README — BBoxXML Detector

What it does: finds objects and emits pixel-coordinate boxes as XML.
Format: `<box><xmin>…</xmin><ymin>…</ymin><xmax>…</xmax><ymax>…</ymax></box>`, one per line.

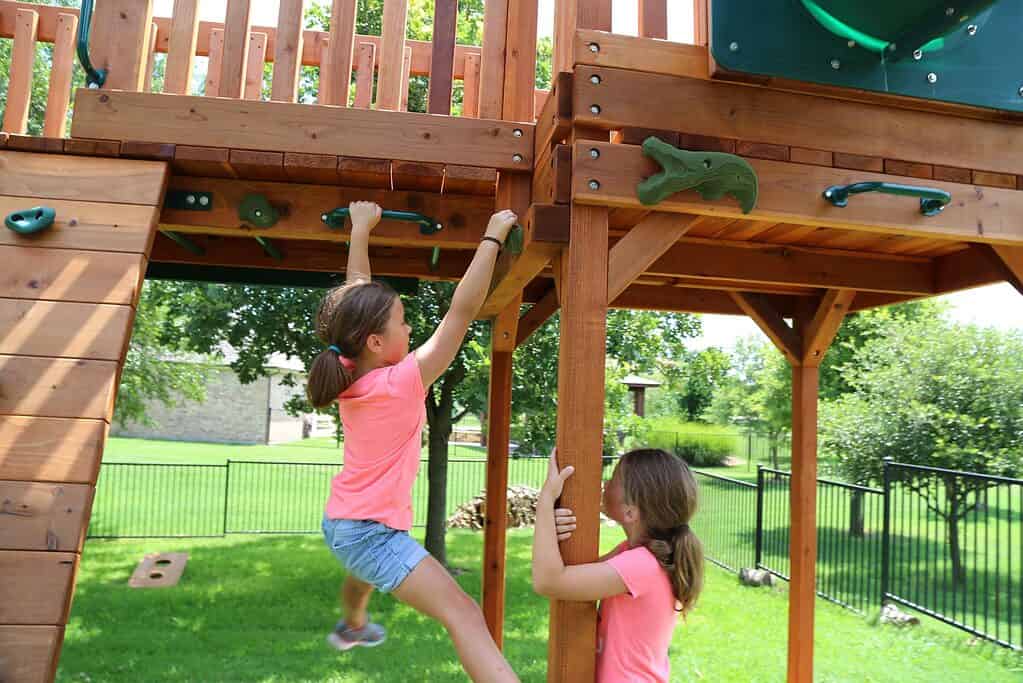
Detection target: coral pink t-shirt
<box><xmin>324</xmin><ymin>353</ymin><xmax>426</xmax><ymax>530</ymax></box>
<box><xmin>596</xmin><ymin>542</ymin><xmax>679</xmax><ymax>683</ymax></box>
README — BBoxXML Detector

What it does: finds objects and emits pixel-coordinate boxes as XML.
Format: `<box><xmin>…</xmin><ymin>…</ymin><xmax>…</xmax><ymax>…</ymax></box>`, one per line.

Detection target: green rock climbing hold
<box><xmin>5</xmin><ymin>206</ymin><xmax>56</xmax><ymax>235</ymax></box>
<box><xmin>239</xmin><ymin>193</ymin><xmax>280</xmax><ymax>228</ymax></box>
<box><xmin>637</xmin><ymin>137</ymin><xmax>759</xmax><ymax>214</ymax></box>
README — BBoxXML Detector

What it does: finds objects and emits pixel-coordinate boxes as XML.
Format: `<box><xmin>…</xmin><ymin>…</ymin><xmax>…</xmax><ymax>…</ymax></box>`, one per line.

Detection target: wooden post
<box><xmin>548</xmin><ymin>205</ymin><xmax>609</xmax><ymax>683</ymax></box>
<box><xmin>271</xmin><ymin>0</ymin><xmax>305</xmax><ymax>103</ymax></box>
<box><xmin>376</xmin><ymin>0</ymin><xmax>410</xmax><ymax>111</ymax></box>
<box><xmin>502</xmin><ymin>0</ymin><xmax>538</xmax><ymax>123</ymax></box>
<box><xmin>554</xmin><ymin>0</ymin><xmax>611</xmax><ymax>74</ymax></box>
<box><xmin>2</xmin><ymin>9</ymin><xmax>39</xmax><ymax>135</ymax></box>
<box><xmin>638</xmin><ymin>0</ymin><xmax>668</xmax><ymax>39</ymax></box>
<box><xmin>428</xmin><ymin>0</ymin><xmax>458</xmax><ymax>115</ymax></box>
<box><xmin>0</xmin><ymin>151</ymin><xmax>168</xmax><ymax>683</ymax></box>
<box><xmin>352</xmin><ymin>42</ymin><xmax>377</xmax><ymax>109</ymax></box>
<box><xmin>735</xmin><ymin>289</ymin><xmax>854</xmax><ymax>683</ymax></box>
<box><xmin>90</xmin><ymin>0</ymin><xmax>154</xmax><ymax>91</ymax></box>
<box><xmin>219</xmin><ymin>0</ymin><xmax>253</xmax><ymax>99</ymax></box>
<box><xmin>43</xmin><ymin>13</ymin><xmax>78</xmax><ymax>137</ymax></box>
<box><xmin>481</xmin><ymin>300</ymin><xmax>519</xmax><ymax>647</ymax></box>
<box><xmin>164</xmin><ymin>0</ymin><xmax>200</xmax><ymax>95</ymax></box>
<box><xmin>323</xmin><ymin>0</ymin><xmax>358</xmax><ymax>106</ymax></box>
<box><xmin>479</xmin><ymin>0</ymin><xmax>509</xmax><ymax>120</ymax></box>
<box><xmin>788</xmin><ymin>363</ymin><xmax>818</xmax><ymax>683</ymax></box>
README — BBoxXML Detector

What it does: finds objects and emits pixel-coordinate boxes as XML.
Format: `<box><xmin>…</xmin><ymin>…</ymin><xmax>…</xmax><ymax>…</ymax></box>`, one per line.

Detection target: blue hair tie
<box><xmin>328</xmin><ymin>345</ymin><xmax>342</xmax><ymax>354</ymax></box>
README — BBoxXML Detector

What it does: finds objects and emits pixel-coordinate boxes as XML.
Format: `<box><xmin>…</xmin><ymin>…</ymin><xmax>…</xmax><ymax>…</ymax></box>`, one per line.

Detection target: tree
<box><xmin>821</xmin><ymin>319</ymin><xmax>1023</xmax><ymax>583</ymax></box>
<box><xmin>659</xmin><ymin>347</ymin><xmax>730</xmax><ymax>421</ymax></box>
<box><xmin>113</xmin><ymin>282</ymin><xmax>212</xmax><ymax>429</ymax></box>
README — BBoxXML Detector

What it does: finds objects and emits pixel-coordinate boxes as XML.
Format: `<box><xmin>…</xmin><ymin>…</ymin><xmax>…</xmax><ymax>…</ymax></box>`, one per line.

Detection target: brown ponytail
<box><xmin>306</xmin><ymin>280</ymin><xmax>398</xmax><ymax>408</ymax></box>
<box><xmin>619</xmin><ymin>449</ymin><xmax>705</xmax><ymax>616</ymax></box>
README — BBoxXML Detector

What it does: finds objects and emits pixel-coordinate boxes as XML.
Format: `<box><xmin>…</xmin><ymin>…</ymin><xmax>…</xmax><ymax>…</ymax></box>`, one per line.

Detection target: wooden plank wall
<box><xmin>0</xmin><ymin>150</ymin><xmax>167</xmax><ymax>683</ymax></box>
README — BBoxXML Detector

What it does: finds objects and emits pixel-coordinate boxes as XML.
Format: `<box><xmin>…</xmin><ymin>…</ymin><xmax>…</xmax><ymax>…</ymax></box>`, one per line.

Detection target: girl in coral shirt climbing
<box><xmin>308</xmin><ymin>201</ymin><xmax>519</xmax><ymax>682</ymax></box>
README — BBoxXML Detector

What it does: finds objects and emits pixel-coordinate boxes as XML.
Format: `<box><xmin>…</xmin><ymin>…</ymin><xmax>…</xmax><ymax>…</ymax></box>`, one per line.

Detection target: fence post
<box><xmin>880</xmin><ymin>457</ymin><xmax>893</xmax><ymax>609</ymax></box>
<box><xmin>755</xmin><ymin>464</ymin><xmax>765</xmax><ymax>568</ymax></box>
<box><xmin>223</xmin><ymin>459</ymin><xmax>232</xmax><ymax>536</ymax></box>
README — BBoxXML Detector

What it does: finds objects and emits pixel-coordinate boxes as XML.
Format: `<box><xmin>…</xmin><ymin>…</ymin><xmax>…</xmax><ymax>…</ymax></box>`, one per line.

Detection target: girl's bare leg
<box><xmin>393</xmin><ymin>555</ymin><xmax>519</xmax><ymax>683</ymax></box>
<box><xmin>342</xmin><ymin>574</ymin><xmax>374</xmax><ymax>628</ymax></box>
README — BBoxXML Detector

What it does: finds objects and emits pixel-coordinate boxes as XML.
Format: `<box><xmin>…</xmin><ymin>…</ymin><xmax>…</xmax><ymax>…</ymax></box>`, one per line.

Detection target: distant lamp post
<box><xmin>621</xmin><ymin>375</ymin><xmax>661</xmax><ymax>417</ymax></box>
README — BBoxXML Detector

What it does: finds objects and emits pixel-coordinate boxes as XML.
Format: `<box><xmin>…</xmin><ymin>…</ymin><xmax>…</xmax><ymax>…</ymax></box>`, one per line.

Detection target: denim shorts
<box><xmin>322</xmin><ymin>517</ymin><xmax>429</xmax><ymax>593</ymax></box>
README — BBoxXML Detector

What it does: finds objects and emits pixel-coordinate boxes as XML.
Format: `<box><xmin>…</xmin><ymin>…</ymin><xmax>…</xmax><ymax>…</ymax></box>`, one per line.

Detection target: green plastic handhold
<box><xmin>239</xmin><ymin>194</ymin><xmax>279</xmax><ymax>228</ymax></box>
<box><xmin>5</xmin><ymin>206</ymin><xmax>56</xmax><ymax>235</ymax></box>
<box><xmin>637</xmin><ymin>137</ymin><xmax>759</xmax><ymax>214</ymax></box>
<box><xmin>505</xmin><ymin>225</ymin><xmax>524</xmax><ymax>255</ymax></box>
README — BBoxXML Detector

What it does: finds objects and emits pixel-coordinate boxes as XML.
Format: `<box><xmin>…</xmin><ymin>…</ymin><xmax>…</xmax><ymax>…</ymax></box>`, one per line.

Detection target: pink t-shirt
<box><xmin>324</xmin><ymin>353</ymin><xmax>426</xmax><ymax>530</ymax></box>
<box><xmin>596</xmin><ymin>542</ymin><xmax>679</xmax><ymax>683</ymax></box>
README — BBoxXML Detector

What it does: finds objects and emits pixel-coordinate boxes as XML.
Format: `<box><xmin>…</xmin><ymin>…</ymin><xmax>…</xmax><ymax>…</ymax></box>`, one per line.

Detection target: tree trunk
<box><xmin>849</xmin><ymin>489</ymin><xmax>865</xmax><ymax>538</ymax></box>
<box><xmin>425</xmin><ymin>428</ymin><xmax>451</xmax><ymax>566</ymax></box>
<box><xmin>946</xmin><ymin>477</ymin><xmax>966</xmax><ymax>587</ymax></box>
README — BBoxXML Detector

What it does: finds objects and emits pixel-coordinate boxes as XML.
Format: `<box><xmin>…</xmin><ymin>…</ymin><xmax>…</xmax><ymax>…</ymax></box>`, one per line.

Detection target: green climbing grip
<box><xmin>637</xmin><ymin>137</ymin><xmax>759</xmax><ymax>214</ymax></box>
<box><xmin>239</xmin><ymin>194</ymin><xmax>280</xmax><ymax>229</ymax></box>
<box><xmin>505</xmin><ymin>225</ymin><xmax>524</xmax><ymax>255</ymax></box>
<box><xmin>5</xmin><ymin>207</ymin><xmax>56</xmax><ymax>235</ymax></box>
<box><xmin>321</xmin><ymin>208</ymin><xmax>443</xmax><ymax>235</ymax></box>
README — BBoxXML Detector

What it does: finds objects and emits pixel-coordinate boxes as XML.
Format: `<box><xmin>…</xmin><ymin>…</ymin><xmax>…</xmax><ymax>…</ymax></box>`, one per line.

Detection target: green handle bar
<box><xmin>321</xmin><ymin>208</ymin><xmax>443</xmax><ymax>235</ymax></box>
<box><xmin>823</xmin><ymin>182</ymin><xmax>951</xmax><ymax>217</ymax></box>
<box><xmin>5</xmin><ymin>207</ymin><xmax>56</xmax><ymax>235</ymax></box>
<box><xmin>77</xmin><ymin>0</ymin><xmax>107</xmax><ymax>88</ymax></box>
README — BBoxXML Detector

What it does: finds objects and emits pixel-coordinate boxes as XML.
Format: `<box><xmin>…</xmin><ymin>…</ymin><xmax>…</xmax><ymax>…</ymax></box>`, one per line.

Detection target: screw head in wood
<box><xmin>590</xmin><ymin>75</ymin><xmax>602</xmax><ymax>85</ymax></box>
<box><xmin>588</xmin><ymin>43</ymin><xmax>600</xmax><ymax>53</ymax></box>
<box><xmin>513</xmin><ymin>154</ymin><xmax>524</xmax><ymax>163</ymax></box>
<box><xmin>590</xmin><ymin>104</ymin><xmax>601</xmax><ymax>115</ymax></box>
<box><xmin>588</xmin><ymin>180</ymin><xmax>601</xmax><ymax>190</ymax></box>
<box><xmin>513</xmin><ymin>129</ymin><xmax>523</xmax><ymax>138</ymax></box>
<box><xmin>589</xmin><ymin>148</ymin><xmax>600</xmax><ymax>159</ymax></box>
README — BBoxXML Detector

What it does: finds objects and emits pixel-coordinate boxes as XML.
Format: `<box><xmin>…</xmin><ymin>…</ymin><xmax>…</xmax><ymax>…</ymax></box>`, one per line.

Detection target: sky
<box><xmin>150</xmin><ymin>2</ymin><xmax>1021</xmax><ymax>350</ymax></box>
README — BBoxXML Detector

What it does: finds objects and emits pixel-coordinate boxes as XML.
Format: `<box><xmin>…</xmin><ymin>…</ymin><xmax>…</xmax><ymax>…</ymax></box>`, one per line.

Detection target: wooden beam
<box><xmin>72</xmin><ymin>90</ymin><xmax>534</xmax><ymax>170</ymax></box>
<box><xmin>573</xmin><ymin>142</ymin><xmax>1023</xmax><ymax>245</ymax></box>
<box><xmin>0</xmin><ymin>551</ymin><xmax>77</xmax><ymax>624</ymax></box>
<box><xmin>159</xmin><ymin>177</ymin><xmax>494</xmax><ymax>249</ymax></box>
<box><xmin>801</xmin><ymin>289</ymin><xmax>856</xmax><ymax>366</ymax></box>
<box><xmin>481</xmin><ymin>299</ymin><xmax>519</xmax><ymax>648</ymax></box>
<box><xmin>730</xmin><ymin>292</ymin><xmax>801</xmax><ymax>364</ymax></box>
<box><xmin>549</xmin><ymin>205</ymin><xmax>608</xmax><ymax>683</ymax></box>
<box><xmin>151</xmin><ymin>234</ymin><xmax>475</xmax><ymax>282</ymax></box>
<box><xmin>573</xmin><ymin>30</ymin><xmax>708</xmax><ymax>79</ymax></box>
<box><xmin>243</xmin><ymin>32</ymin><xmax>268</xmax><ymax>100</ymax></box>
<box><xmin>573</xmin><ymin>66</ymin><xmax>1023</xmax><ymax>177</ymax></box>
<box><xmin>988</xmin><ymin>244</ymin><xmax>1023</xmax><ymax>296</ymax></box>
<box><xmin>645</xmin><ymin>238</ymin><xmax>935</xmax><ymax>296</ymax></box>
<box><xmin>607</xmin><ymin>213</ymin><xmax>699</xmax><ymax>302</ymax></box>
<box><xmin>534</xmin><ymin>73</ymin><xmax>573</xmax><ymax>160</ymax></box>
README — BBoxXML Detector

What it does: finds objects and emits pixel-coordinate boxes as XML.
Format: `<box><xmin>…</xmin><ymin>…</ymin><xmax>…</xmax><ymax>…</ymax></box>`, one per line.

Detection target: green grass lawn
<box><xmin>58</xmin><ymin>529</ymin><xmax>1022</xmax><ymax>682</ymax></box>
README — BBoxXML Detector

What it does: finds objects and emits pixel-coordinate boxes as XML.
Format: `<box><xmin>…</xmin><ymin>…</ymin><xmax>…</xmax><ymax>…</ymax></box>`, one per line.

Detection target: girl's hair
<box><xmin>306</xmin><ymin>280</ymin><xmax>398</xmax><ymax>408</ymax></box>
<box><xmin>617</xmin><ymin>448</ymin><xmax>705</xmax><ymax>616</ymax></box>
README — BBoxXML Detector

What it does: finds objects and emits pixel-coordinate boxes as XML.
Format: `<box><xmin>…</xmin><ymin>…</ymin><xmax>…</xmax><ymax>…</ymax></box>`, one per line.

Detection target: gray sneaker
<box><xmin>326</xmin><ymin>618</ymin><xmax>387</xmax><ymax>651</ymax></box>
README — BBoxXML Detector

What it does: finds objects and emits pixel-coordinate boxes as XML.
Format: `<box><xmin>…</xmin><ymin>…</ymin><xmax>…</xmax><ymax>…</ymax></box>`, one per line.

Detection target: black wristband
<box><xmin>481</xmin><ymin>236</ymin><xmax>504</xmax><ymax>250</ymax></box>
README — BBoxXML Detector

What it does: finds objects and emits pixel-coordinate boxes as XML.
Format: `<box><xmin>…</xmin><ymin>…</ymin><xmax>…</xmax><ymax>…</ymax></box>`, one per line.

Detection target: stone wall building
<box><xmin>113</xmin><ymin>348</ymin><xmax>318</xmax><ymax>445</ymax></box>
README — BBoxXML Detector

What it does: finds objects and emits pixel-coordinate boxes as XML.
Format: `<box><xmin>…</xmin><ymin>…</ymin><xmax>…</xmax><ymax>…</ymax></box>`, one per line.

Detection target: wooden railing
<box><xmin>3</xmin><ymin>0</ymin><xmax>683</xmax><ymax>139</ymax></box>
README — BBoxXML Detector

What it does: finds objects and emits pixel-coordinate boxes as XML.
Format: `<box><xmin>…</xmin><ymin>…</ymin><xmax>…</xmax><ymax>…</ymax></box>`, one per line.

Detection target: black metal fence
<box><xmin>87</xmin><ymin>456</ymin><xmax>1021</xmax><ymax>650</ymax></box>
<box><xmin>882</xmin><ymin>462</ymin><xmax>1022</xmax><ymax>650</ymax></box>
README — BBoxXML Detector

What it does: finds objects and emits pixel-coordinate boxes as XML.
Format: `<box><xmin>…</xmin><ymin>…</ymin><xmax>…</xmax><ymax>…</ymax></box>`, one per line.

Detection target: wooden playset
<box><xmin>2</xmin><ymin>1</ymin><xmax>1023</xmax><ymax>681</ymax></box>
